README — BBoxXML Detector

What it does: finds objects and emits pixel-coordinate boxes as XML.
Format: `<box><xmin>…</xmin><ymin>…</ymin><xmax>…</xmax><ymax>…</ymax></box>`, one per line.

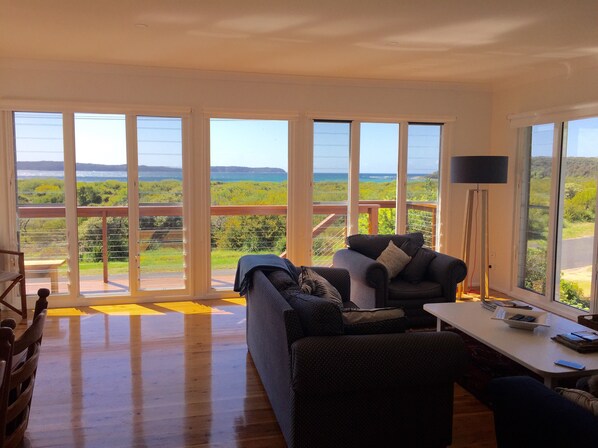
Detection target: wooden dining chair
<box><xmin>3</xmin><ymin>310</ymin><xmax>47</xmax><ymax>448</ymax></box>
<box><xmin>0</xmin><ymin>250</ymin><xmax>27</xmax><ymax>320</ymax></box>
<box><xmin>0</xmin><ymin>328</ymin><xmax>14</xmax><ymax>448</ymax></box>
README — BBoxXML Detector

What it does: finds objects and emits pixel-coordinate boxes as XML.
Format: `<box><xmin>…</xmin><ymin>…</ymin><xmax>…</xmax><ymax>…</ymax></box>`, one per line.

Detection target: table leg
<box><xmin>436</xmin><ymin>318</ymin><xmax>442</xmax><ymax>332</ymax></box>
<box><xmin>50</xmin><ymin>269</ymin><xmax>58</xmax><ymax>293</ymax></box>
<box><xmin>544</xmin><ymin>377</ymin><xmax>554</xmax><ymax>388</ymax></box>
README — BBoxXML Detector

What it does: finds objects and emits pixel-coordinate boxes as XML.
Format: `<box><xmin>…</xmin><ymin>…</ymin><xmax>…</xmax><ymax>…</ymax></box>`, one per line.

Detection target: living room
<box><xmin>1</xmin><ymin>1</ymin><xmax>598</xmax><ymax>446</ymax></box>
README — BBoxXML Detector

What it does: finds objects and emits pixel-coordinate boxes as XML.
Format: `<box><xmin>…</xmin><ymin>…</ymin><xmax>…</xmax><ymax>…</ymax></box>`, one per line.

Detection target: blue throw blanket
<box><xmin>234</xmin><ymin>254</ymin><xmax>297</xmax><ymax>296</ymax></box>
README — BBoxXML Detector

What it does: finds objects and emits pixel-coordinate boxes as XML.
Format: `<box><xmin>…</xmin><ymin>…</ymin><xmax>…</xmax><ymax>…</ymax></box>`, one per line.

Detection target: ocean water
<box><xmin>17</xmin><ymin>170</ymin><xmax>429</xmax><ymax>183</ymax></box>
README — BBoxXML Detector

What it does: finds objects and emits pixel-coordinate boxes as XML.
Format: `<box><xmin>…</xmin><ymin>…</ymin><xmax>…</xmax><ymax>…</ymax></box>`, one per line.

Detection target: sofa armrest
<box><xmin>489</xmin><ymin>376</ymin><xmax>598</xmax><ymax>448</ymax></box>
<box><xmin>426</xmin><ymin>252</ymin><xmax>467</xmax><ymax>302</ymax></box>
<box><xmin>291</xmin><ymin>331</ymin><xmax>467</xmax><ymax>396</ymax></box>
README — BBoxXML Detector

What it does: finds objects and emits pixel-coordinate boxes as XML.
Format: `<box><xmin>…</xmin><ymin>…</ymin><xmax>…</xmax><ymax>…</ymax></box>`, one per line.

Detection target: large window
<box><xmin>517</xmin><ymin>117</ymin><xmax>598</xmax><ymax>312</ymax></box>
<box><xmin>406</xmin><ymin>124</ymin><xmax>441</xmax><ymax>248</ymax></box>
<box><xmin>312</xmin><ymin>121</ymin><xmax>350</xmax><ymax>266</ymax></box>
<box><xmin>209</xmin><ymin>118</ymin><xmax>288</xmax><ymax>289</ymax></box>
<box><xmin>359</xmin><ymin>123</ymin><xmax>399</xmax><ymax>234</ymax></box>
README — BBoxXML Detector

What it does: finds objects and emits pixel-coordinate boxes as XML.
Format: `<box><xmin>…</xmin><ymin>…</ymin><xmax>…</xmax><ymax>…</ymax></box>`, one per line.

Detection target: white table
<box><xmin>424</xmin><ymin>302</ymin><xmax>598</xmax><ymax>387</ymax></box>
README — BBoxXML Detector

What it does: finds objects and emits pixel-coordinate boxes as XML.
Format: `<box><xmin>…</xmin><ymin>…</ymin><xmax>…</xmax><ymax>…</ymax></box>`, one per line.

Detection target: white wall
<box><xmin>0</xmin><ymin>58</ymin><xmax>492</xmax><ymax>300</ymax></box>
<box><xmin>490</xmin><ymin>61</ymin><xmax>598</xmax><ymax>297</ymax></box>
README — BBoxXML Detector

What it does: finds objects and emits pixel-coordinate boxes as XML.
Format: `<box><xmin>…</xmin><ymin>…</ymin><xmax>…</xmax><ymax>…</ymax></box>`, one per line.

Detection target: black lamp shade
<box><xmin>451</xmin><ymin>156</ymin><xmax>508</xmax><ymax>184</ymax></box>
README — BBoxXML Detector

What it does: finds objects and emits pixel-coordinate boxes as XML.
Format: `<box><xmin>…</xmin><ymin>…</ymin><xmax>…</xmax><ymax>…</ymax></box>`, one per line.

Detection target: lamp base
<box><xmin>458</xmin><ymin>188</ymin><xmax>489</xmax><ymax>301</ymax></box>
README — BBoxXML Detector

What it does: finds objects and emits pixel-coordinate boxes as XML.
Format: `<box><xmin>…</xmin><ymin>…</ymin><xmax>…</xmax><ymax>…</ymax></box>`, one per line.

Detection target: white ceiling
<box><xmin>2</xmin><ymin>0</ymin><xmax>598</xmax><ymax>85</ymax></box>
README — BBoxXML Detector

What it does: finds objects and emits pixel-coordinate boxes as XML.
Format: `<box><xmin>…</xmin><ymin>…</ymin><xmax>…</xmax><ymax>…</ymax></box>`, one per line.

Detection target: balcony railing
<box><xmin>18</xmin><ymin>200</ymin><xmax>437</xmax><ymax>287</ymax></box>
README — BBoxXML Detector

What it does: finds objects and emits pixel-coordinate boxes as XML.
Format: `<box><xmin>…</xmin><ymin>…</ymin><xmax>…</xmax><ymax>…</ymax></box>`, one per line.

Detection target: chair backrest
<box><xmin>4</xmin><ymin>310</ymin><xmax>46</xmax><ymax>448</ymax></box>
<box><xmin>0</xmin><ymin>328</ymin><xmax>14</xmax><ymax>448</ymax></box>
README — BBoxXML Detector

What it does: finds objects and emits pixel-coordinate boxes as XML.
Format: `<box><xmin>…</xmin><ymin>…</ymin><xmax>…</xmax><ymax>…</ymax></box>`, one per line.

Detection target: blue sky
<box><xmin>532</xmin><ymin>117</ymin><xmax>598</xmax><ymax>157</ymax></box>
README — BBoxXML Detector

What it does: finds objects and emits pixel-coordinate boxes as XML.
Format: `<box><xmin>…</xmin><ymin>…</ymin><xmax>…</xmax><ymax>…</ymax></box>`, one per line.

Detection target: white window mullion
<box><xmin>288</xmin><ymin>116</ymin><xmax>313</xmax><ymax>266</ymax></box>
<box><xmin>0</xmin><ymin>112</ymin><xmax>17</xmax><ymax>250</ymax></box>
<box><xmin>396</xmin><ymin>122</ymin><xmax>409</xmax><ymax>234</ymax></box>
<box><xmin>181</xmin><ymin>114</ymin><xmax>192</xmax><ymax>295</ymax></box>
<box><xmin>437</xmin><ymin>122</ymin><xmax>452</xmax><ymax>252</ymax></box>
<box><xmin>63</xmin><ymin>113</ymin><xmax>80</xmax><ymax>299</ymax></box>
<box><xmin>348</xmin><ymin>122</ymin><xmax>360</xmax><ymax>236</ymax></box>
<box><xmin>126</xmin><ymin>115</ymin><xmax>140</xmax><ymax>296</ymax></box>
<box><xmin>546</xmin><ymin>122</ymin><xmax>564</xmax><ymax>305</ymax></box>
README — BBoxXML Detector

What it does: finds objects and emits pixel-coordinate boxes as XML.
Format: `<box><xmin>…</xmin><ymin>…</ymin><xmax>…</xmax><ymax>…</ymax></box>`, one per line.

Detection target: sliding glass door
<box><xmin>12</xmin><ymin>110</ymin><xmax>187</xmax><ymax>299</ymax></box>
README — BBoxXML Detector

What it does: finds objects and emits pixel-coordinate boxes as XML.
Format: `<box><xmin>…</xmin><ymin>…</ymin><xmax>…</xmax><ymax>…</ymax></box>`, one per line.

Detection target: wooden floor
<box><xmin>11</xmin><ymin>299</ymin><xmax>496</xmax><ymax>448</ymax></box>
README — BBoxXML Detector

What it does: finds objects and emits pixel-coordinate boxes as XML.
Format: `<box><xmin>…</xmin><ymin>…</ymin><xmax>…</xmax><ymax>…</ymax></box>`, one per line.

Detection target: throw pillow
<box><xmin>267</xmin><ymin>269</ymin><xmax>299</xmax><ymax>292</ymax></box>
<box><xmin>556</xmin><ymin>387</ymin><xmax>598</xmax><ymax>416</ymax></box>
<box><xmin>298</xmin><ymin>267</ymin><xmax>343</xmax><ymax>307</ymax></box>
<box><xmin>286</xmin><ymin>292</ymin><xmax>344</xmax><ymax>336</ymax></box>
<box><xmin>400</xmin><ymin>247</ymin><xmax>437</xmax><ymax>284</ymax></box>
<box><xmin>399</xmin><ymin>239</ymin><xmax>422</xmax><ymax>257</ymax></box>
<box><xmin>376</xmin><ymin>241</ymin><xmax>411</xmax><ymax>278</ymax></box>
<box><xmin>342</xmin><ymin>307</ymin><xmax>407</xmax><ymax>335</ymax></box>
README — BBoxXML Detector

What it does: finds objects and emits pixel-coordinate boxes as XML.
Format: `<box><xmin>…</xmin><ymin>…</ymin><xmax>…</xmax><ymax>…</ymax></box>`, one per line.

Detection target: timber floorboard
<box><xmin>9</xmin><ymin>299</ymin><xmax>496</xmax><ymax>447</ymax></box>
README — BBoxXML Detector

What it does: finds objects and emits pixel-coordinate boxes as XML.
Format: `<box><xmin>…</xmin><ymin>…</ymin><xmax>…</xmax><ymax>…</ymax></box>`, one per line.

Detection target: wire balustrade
<box><xmin>17</xmin><ymin>201</ymin><xmax>437</xmax><ymax>292</ymax></box>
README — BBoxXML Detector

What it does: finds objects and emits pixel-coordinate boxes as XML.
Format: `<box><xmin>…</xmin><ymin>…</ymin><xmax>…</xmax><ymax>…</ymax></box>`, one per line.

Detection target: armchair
<box><xmin>333</xmin><ymin>233</ymin><xmax>467</xmax><ymax>327</ymax></box>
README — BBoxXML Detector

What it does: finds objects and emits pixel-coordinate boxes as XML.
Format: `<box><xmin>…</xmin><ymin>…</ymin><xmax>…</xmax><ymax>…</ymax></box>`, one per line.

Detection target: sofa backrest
<box><xmin>346</xmin><ymin>233</ymin><xmax>424</xmax><ymax>260</ymax></box>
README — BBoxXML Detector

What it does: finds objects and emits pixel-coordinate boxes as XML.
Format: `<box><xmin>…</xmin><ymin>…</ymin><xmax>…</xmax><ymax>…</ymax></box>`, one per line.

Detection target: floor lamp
<box><xmin>451</xmin><ymin>156</ymin><xmax>508</xmax><ymax>302</ymax></box>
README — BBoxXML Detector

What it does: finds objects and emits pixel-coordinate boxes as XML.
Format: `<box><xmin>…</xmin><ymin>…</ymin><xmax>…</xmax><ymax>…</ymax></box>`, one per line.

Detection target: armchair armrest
<box><xmin>333</xmin><ymin>249</ymin><xmax>388</xmax><ymax>289</ymax></box>
<box><xmin>426</xmin><ymin>252</ymin><xmax>467</xmax><ymax>302</ymax></box>
<box><xmin>290</xmin><ymin>331</ymin><xmax>467</xmax><ymax>396</ymax></box>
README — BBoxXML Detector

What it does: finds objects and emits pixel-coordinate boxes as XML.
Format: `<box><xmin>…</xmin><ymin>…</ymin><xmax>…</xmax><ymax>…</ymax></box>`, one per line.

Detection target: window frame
<box><xmin>511</xmin><ymin>106</ymin><xmax>598</xmax><ymax>316</ymax></box>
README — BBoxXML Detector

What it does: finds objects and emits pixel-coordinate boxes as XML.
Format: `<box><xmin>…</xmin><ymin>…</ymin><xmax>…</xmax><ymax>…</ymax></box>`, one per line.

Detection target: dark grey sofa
<box><xmin>333</xmin><ymin>233</ymin><xmax>467</xmax><ymax>327</ymax></box>
<box><xmin>488</xmin><ymin>376</ymin><xmax>598</xmax><ymax>448</ymax></box>
<box><xmin>246</xmin><ymin>265</ymin><xmax>468</xmax><ymax>448</ymax></box>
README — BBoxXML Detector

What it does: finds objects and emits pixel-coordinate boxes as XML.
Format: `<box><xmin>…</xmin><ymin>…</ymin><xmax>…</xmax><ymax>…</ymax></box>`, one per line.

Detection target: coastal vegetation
<box><xmin>523</xmin><ymin>157</ymin><xmax>597</xmax><ymax>310</ymax></box>
<box><xmin>16</xmin><ymin>155</ymin><xmax>596</xmax><ymax>310</ymax></box>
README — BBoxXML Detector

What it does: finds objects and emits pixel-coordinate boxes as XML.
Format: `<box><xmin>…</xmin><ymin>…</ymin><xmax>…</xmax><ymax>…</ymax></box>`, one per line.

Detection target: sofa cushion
<box><xmin>285</xmin><ymin>292</ymin><xmax>344</xmax><ymax>336</ymax></box>
<box><xmin>346</xmin><ymin>233</ymin><xmax>424</xmax><ymax>260</ymax></box>
<box><xmin>342</xmin><ymin>308</ymin><xmax>407</xmax><ymax>335</ymax></box>
<box><xmin>556</xmin><ymin>388</ymin><xmax>598</xmax><ymax>416</ymax></box>
<box><xmin>399</xmin><ymin>239</ymin><xmax>421</xmax><ymax>257</ymax></box>
<box><xmin>267</xmin><ymin>269</ymin><xmax>299</xmax><ymax>292</ymax></box>
<box><xmin>400</xmin><ymin>248</ymin><xmax>437</xmax><ymax>284</ymax></box>
<box><xmin>298</xmin><ymin>266</ymin><xmax>343</xmax><ymax>307</ymax></box>
<box><xmin>376</xmin><ymin>241</ymin><xmax>411</xmax><ymax>278</ymax></box>
<box><xmin>388</xmin><ymin>279</ymin><xmax>442</xmax><ymax>301</ymax></box>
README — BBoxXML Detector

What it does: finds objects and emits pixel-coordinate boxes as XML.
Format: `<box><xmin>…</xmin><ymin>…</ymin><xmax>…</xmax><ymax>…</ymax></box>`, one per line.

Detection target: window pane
<box><xmin>14</xmin><ymin>112</ymin><xmax>69</xmax><ymax>295</ymax></box>
<box><xmin>406</xmin><ymin>124</ymin><xmax>441</xmax><ymax>248</ymax></box>
<box><xmin>210</xmin><ymin>119</ymin><xmax>288</xmax><ymax>289</ymax></box>
<box><xmin>556</xmin><ymin>117</ymin><xmax>598</xmax><ymax>311</ymax></box>
<box><xmin>359</xmin><ymin>123</ymin><xmax>398</xmax><ymax>234</ymax></box>
<box><xmin>75</xmin><ymin>113</ymin><xmax>128</xmax><ymax>295</ymax></box>
<box><xmin>137</xmin><ymin>116</ymin><xmax>184</xmax><ymax>291</ymax></box>
<box><xmin>313</xmin><ymin>121</ymin><xmax>350</xmax><ymax>266</ymax></box>
<box><xmin>518</xmin><ymin>124</ymin><xmax>554</xmax><ymax>295</ymax></box>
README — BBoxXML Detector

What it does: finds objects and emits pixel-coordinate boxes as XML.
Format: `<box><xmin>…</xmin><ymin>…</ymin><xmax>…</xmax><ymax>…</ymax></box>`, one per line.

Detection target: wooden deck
<box><xmin>2</xmin><ymin>299</ymin><xmax>497</xmax><ymax>447</ymax></box>
<box><xmin>24</xmin><ymin>272</ymin><xmax>234</xmax><ymax>296</ymax></box>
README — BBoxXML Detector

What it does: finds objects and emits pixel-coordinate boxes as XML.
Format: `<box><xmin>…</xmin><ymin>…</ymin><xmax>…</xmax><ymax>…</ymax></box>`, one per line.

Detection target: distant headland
<box><xmin>17</xmin><ymin>161</ymin><xmax>286</xmax><ymax>173</ymax></box>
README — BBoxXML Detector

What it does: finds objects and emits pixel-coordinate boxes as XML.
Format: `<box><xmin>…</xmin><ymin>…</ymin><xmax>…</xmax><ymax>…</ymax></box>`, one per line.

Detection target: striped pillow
<box><xmin>298</xmin><ymin>267</ymin><xmax>343</xmax><ymax>307</ymax></box>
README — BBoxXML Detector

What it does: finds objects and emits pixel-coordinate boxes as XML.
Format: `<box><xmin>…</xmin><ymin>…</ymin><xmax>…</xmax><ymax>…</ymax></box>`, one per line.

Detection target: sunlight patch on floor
<box><xmin>90</xmin><ymin>304</ymin><xmax>164</xmax><ymax>316</ymax></box>
<box><xmin>47</xmin><ymin>308</ymin><xmax>89</xmax><ymax>317</ymax></box>
<box><xmin>155</xmin><ymin>301</ymin><xmax>232</xmax><ymax>315</ymax></box>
